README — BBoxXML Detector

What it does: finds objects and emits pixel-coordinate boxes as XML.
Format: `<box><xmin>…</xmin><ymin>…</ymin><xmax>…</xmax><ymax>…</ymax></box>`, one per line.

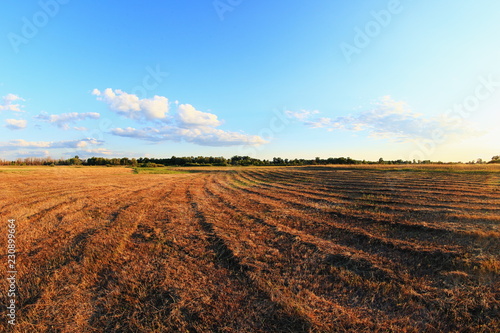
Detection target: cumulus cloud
<box><xmin>95</xmin><ymin>89</ymin><xmax>266</xmax><ymax>146</ymax></box>
<box><xmin>94</xmin><ymin>88</ymin><xmax>265</xmax><ymax>146</ymax></box>
<box><xmin>35</xmin><ymin>112</ymin><xmax>100</xmax><ymax>129</ymax></box>
<box><xmin>111</xmin><ymin>124</ymin><xmax>266</xmax><ymax>146</ymax></box>
<box><xmin>0</xmin><ymin>94</ymin><xmax>24</xmax><ymax>112</ymax></box>
<box><xmin>93</xmin><ymin>88</ymin><xmax>168</xmax><ymax>120</ymax></box>
<box><xmin>288</xmin><ymin>96</ymin><xmax>479</xmax><ymax>143</ymax></box>
<box><xmin>177</xmin><ymin>104</ymin><xmax>222</xmax><ymax>128</ymax></box>
<box><xmin>5</xmin><ymin>119</ymin><xmax>27</xmax><ymax>130</ymax></box>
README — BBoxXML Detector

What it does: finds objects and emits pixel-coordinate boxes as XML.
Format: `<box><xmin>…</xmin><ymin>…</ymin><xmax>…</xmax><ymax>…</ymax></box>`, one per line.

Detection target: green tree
<box><xmin>68</xmin><ymin>155</ymin><xmax>82</xmax><ymax>165</ymax></box>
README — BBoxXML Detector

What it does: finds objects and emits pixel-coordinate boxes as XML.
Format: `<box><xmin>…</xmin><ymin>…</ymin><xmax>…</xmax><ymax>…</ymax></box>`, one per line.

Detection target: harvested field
<box><xmin>1</xmin><ymin>165</ymin><xmax>499</xmax><ymax>332</ymax></box>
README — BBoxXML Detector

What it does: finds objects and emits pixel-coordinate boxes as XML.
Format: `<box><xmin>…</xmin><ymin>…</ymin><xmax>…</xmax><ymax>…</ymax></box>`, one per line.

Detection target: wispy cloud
<box><xmin>35</xmin><ymin>112</ymin><xmax>100</xmax><ymax>129</ymax></box>
<box><xmin>5</xmin><ymin>119</ymin><xmax>27</xmax><ymax>130</ymax></box>
<box><xmin>177</xmin><ymin>127</ymin><xmax>266</xmax><ymax>146</ymax></box>
<box><xmin>287</xmin><ymin>96</ymin><xmax>480</xmax><ymax>143</ymax></box>
<box><xmin>0</xmin><ymin>138</ymin><xmax>103</xmax><ymax>150</ymax></box>
<box><xmin>284</xmin><ymin>109</ymin><xmax>319</xmax><ymax>121</ymax></box>
<box><xmin>0</xmin><ymin>94</ymin><xmax>25</xmax><ymax>112</ymax></box>
<box><xmin>15</xmin><ymin>150</ymin><xmax>51</xmax><ymax>158</ymax></box>
<box><xmin>93</xmin><ymin>88</ymin><xmax>168</xmax><ymax>120</ymax></box>
<box><xmin>110</xmin><ymin>127</ymin><xmax>162</xmax><ymax>141</ymax></box>
<box><xmin>66</xmin><ymin>148</ymin><xmax>114</xmax><ymax>158</ymax></box>
<box><xmin>11</xmin><ymin>147</ymin><xmax>114</xmax><ymax>159</ymax></box>
<box><xmin>111</xmin><ymin>125</ymin><xmax>266</xmax><ymax>146</ymax></box>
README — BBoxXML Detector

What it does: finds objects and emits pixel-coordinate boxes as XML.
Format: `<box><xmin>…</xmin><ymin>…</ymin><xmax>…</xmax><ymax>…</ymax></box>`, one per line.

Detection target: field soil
<box><xmin>1</xmin><ymin>165</ymin><xmax>499</xmax><ymax>332</ymax></box>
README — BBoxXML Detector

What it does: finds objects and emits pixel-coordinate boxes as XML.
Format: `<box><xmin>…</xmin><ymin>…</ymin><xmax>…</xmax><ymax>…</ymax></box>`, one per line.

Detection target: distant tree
<box><xmin>273</xmin><ymin>157</ymin><xmax>285</xmax><ymax>165</ymax></box>
<box><xmin>489</xmin><ymin>155</ymin><xmax>500</xmax><ymax>163</ymax></box>
<box><xmin>109</xmin><ymin>158</ymin><xmax>121</xmax><ymax>165</ymax></box>
<box><xmin>68</xmin><ymin>155</ymin><xmax>82</xmax><ymax>165</ymax></box>
<box><xmin>120</xmin><ymin>157</ymin><xmax>130</xmax><ymax>165</ymax></box>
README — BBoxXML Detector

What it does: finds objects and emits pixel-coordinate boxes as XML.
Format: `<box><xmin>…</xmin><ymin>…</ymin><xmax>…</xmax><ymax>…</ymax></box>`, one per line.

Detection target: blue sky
<box><xmin>1</xmin><ymin>0</ymin><xmax>499</xmax><ymax>162</ymax></box>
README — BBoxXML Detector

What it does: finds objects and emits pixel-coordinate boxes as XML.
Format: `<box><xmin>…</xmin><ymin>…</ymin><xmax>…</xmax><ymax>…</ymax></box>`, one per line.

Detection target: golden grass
<box><xmin>0</xmin><ymin>165</ymin><xmax>498</xmax><ymax>332</ymax></box>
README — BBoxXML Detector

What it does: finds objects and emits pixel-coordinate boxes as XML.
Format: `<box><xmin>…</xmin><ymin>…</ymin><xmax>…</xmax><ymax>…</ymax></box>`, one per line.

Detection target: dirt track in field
<box><xmin>1</xmin><ymin>166</ymin><xmax>499</xmax><ymax>332</ymax></box>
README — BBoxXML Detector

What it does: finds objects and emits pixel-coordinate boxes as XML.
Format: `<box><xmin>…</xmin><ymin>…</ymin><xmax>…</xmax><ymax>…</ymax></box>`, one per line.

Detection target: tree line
<box><xmin>1</xmin><ymin>155</ymin><xmax>499</xmax><ymax>167</ymax></box>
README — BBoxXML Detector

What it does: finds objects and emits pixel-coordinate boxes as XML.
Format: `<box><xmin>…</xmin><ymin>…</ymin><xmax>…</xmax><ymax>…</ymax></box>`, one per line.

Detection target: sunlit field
<box><xmin>1</xmin><ymin>165</ymin><xmax>499</xmax><ymax>332</ymax></box>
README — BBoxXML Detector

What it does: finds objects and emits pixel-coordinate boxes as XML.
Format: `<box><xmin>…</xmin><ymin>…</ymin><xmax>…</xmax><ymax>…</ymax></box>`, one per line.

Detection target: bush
<box><xmin>141</xmin><ymin>162</ymin><xmax>165</xmax><ymax>168</ymax></box>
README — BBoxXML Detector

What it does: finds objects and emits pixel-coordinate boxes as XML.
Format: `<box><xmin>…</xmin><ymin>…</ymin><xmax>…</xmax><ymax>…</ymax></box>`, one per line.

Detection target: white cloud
<box><xmin>3</xmin><ymin>94</ymin><xmax>21</xmax><ymax>103</ymax></box>
<box><xmin>15</xmin><ymin>150</ymin><xmax>51</xmax><ymax>158</ymax></box>
<box><xmin>49</xmin><ymin>138</ymin><xmax>103</xmax><ymax>149</ymax></box>
<box><xmin>10</xmin><ymin>148</ymin><xmax>114</xmax><ymax>160</ymax></box>
<box><xmin>288</xmin><ymin>96</ymin><xmax>480</xmax><ymax>143</ymax></box>
<box><xmin>68</xmin><ymin>148</ymin><xmax>114</xmax><ymax>157</ymax></box>
<box><xmin>35</xmin><ymin>112</ymin><xmax>100</xmax><ymax>129</ymax></box>
<box><xmin>5</xmin><ymin>119</ymin><xmax>27</xmax><ymax>130</ymax></box>
<box><xmin>285</xmin><ymin>109</ymin><xmax>319</xmax><ymax>121</ymax></box>
<box><xmin>111</xmin><ymin>125</ymin><xmax>266</xmax><ymax>146</ymax></box>
<box><xmin>176</xmin><ymin>127</ymin><xmax>266</xmax><ymax>146</ymax></box>
<box><xmin>0</xmin><ymin>138</ymin><xmax>103</xmax><ymax>150</ymax></box>
<box><xmin>95</xmin><ymin>88</ymin><xmax>266</xmax><ymax>147</ymax></box>
<box><xmin>0</xmin><ymin>94</ymin><xmax>24</xmax><ymax>112</ymax></box>
<box><xmin>93</xmin><ymin>88</ymin><xmax>168</xmax><ymax>120</ymax></box>
<box><xmin>0</xmin><ymin>140</ymin><xmax>50</xmax><ymax>148</ymax></box>
<box><xmin>139</xmin><ymin>96</ymin><xmax>170</xmax><ymax>120</ymax></box>
<box><xmin>110</xmin><ymin>127</ymin><xmax>162</xmax><ymax>141</ymax></box>
<box><xmin>177</xmin><ymin>104</ymin><xmax>222</xmax><ymax>128</ymax></box>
